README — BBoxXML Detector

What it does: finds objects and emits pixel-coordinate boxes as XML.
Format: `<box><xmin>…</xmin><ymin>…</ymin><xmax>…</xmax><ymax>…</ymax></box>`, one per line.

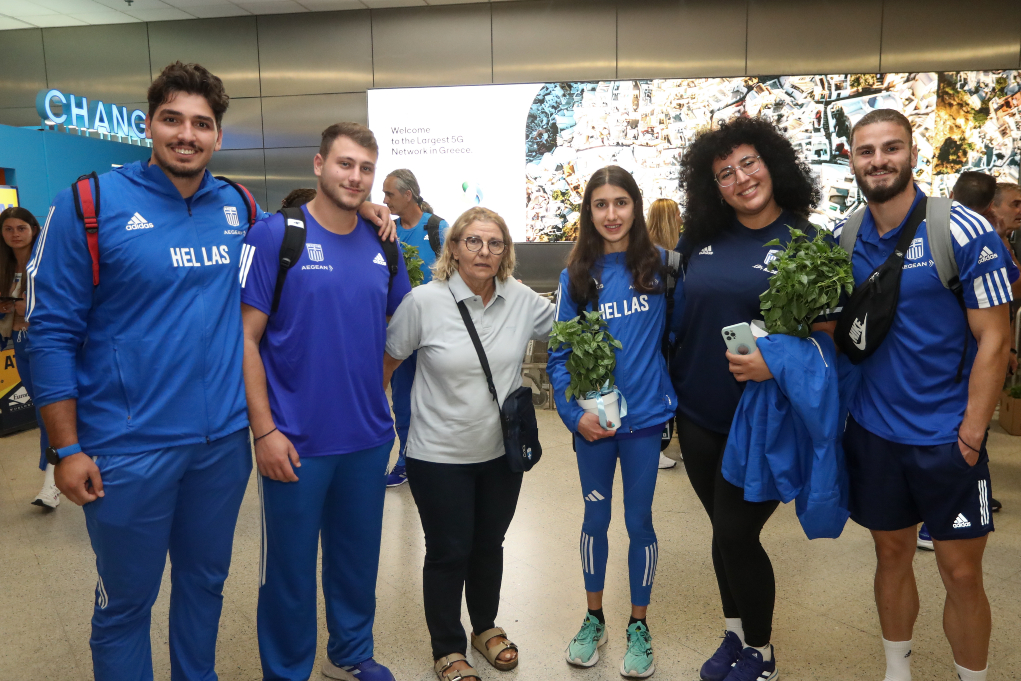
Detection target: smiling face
<box><xmin>590</xmin><ymin>184</ymin><xmax>635</xmax><ymax>253</ymax></box>
<box><xmin>315</xmin><ymin>135</ymin><xmax>376</xmax><ymax>212</ymax></box>
<box><xmin>851</xmin><ymin>121</ymin><xmax>917</xmax><ymax>204</ymax></box>
<box><xmin>712</xmin><ymin>143</ymin><xmax>778</xmax><ymax>220</ymax></box>
<box><xmin>1</xmin><ymin>217</ymin><xmax>34</xmax><ymax>251</ymax></box>
<box><xmin>455</xmin><ymin>220</ymin><xmax>504</xmax><ymax>288</ymax></box>
<box><xmin>145</xmin><ymin>91</ymin><xmax>222</xmax><ymax>179</ymax></box>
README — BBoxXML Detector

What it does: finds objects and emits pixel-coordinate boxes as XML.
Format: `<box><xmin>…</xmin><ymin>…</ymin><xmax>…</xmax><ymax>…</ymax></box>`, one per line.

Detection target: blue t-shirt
<box><xmin>397</xmin><ymin>212</ymin><xmax>447</xmax><ymax>285</ymax></box>
<box><xmin>841</xmin><ymin>189</ymin><xmax>1015</xmax><ymax>446</ymax></box>
<box><xmin>240</xmin><ymin>205</ymin><xmax>412</xmax><ymax>456</ymax></box>
<box><xmin>671</xmin><ymin>211</ymin><xmax>835</xmax><ymax>434</ymax></box>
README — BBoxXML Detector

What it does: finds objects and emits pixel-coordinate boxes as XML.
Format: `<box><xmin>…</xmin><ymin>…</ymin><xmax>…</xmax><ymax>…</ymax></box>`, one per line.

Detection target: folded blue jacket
<box><xmin>721</xmin><ymin>331</ymin><xmax>850</xmax><ymax>539</ymax></box>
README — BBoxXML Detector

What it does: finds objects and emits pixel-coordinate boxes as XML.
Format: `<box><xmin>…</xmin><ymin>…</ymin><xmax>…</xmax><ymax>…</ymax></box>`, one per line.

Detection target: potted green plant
<box><xmin>549</xmin><ymin>310</ymin><xmax>625</xmax><ymax>428</ymax></box>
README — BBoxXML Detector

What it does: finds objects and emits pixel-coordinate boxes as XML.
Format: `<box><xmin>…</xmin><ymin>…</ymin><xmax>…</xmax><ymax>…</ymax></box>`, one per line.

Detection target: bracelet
<box><xmin>254</xmin><ymin>427</ymin><xmax>277</xmax><ymax>442</ymax></box>
<box><xmin>958</xmin><ymin>436</ymin><xmax>982</xmax><ymax>454</ymax></box>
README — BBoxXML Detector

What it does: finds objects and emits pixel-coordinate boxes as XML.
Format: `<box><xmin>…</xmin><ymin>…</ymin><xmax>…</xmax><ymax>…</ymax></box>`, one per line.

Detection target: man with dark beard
<box><xmin>240</xmin><ymin>123</ymin><xmax>410</xmax><ymax>681</ymax></box>
<box><xmin>837</xmin><ymin>109</ymin><xmax>1011</xmax><ymax>681</ymax></box>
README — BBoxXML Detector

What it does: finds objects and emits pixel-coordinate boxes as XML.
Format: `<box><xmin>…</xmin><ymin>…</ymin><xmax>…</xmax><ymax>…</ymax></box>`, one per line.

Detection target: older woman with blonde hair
<box><xmin>384</xmin><ymin>206</ymin><xmax>555</xmax><ymax>681</ymax></box>
<box><xmin>647</xmin><ymin>198</ymin><xmax>682</xmax><ymax>250</ymax></box>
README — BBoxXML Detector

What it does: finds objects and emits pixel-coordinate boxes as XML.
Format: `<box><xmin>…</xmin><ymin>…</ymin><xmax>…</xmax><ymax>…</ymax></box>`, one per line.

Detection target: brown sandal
<box><xmin>471</xmin><ymin>627</ymin><xmax>519</xmax><ymax>671</ymax></box>
<box><xmin>434</xmin><ymin>653</ymin><xmax>481</xmax><ymax>681</ymax></box>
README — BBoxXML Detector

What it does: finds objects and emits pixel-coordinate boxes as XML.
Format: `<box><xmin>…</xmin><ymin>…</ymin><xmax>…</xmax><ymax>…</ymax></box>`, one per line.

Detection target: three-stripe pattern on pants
<box><xmin>979</xmin><ymin>480</ymin><xmax>990</xmax><ymax>526</ymax></box>
<box><xmin>580</xmin><ymin>532</ymin><xmax>596</xmax><ymax>575</ymax></box>
<box><xmin>642</xmin><ymin>542</ymin><xmax>659</xmax><ymax>588</ymax></box>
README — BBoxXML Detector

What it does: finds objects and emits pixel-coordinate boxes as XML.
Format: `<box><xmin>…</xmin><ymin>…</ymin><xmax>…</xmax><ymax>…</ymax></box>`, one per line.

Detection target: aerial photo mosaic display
<box><xmin>368</xmin><ymin>70</ymin><xmax>1021</xmax><ymax>243</ymax></box>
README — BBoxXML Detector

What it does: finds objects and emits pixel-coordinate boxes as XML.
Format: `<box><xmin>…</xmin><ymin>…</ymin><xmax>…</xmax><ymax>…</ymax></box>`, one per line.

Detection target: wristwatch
<box><xmin>45</xmin><ymin>443</ymin><xmax>82</xmax><ymax>466</ymax></box>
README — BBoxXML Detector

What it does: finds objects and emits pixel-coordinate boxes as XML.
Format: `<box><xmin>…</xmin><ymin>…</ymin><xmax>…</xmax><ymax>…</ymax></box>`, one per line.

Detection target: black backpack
<box><xmin>269</xmin><ymin>205</ymin><xmax>400</xmax><ymax>313</ymax></box>
<box><xmin>424</xmin><ymin>214</ymin><xmax>444</xmax><ymax>257</ymax></box>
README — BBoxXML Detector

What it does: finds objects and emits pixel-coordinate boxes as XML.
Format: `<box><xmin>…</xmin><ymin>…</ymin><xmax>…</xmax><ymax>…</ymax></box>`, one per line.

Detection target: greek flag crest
<box><xmin>307</xmin><ymin>243</ymin><xmax>324</xmax><ymax>262</ymax></box>
<box><xmin>906</xmin><ymin>238</ymin><xmax>924</xmax><ymax>261</ymax></box>
<box><xmin>224</xmin><ymin>206</ymin><xmax>240</xmax><ymax>227</ymax></box>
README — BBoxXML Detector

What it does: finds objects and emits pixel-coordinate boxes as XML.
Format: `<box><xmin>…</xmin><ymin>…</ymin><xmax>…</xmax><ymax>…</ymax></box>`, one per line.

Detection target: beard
<box><xmin>855</xmin><ymin>162</ymin><xmax>913</xmax><ymax>204</ymax></box>
<box><xmin>153</xmin><ymin>144</ymin><xmax>205</xmax><ymax>179</ymax></box>
<box><xmin>321</xmin><ymin>182</ymin><xmax>367</xmax><ymax>212</ymax></box>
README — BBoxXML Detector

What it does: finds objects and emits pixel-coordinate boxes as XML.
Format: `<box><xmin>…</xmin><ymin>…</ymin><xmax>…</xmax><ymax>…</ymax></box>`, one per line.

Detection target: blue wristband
<box><xmin>56</xmin><ymin>443</ymin><xmax>82</xmax><ymax>459</ymax></box>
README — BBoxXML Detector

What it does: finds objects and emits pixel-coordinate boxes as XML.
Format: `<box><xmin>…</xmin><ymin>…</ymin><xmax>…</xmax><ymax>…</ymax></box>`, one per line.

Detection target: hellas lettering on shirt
<box><xmin>599</xmin><ymin>295</ymin><xmax>649</xmax><ymax>319</ymax></box>
<box><xmin>169</xmin><ymin>246</ymin><xmax>231</xmax><ymax>268</ymax></box>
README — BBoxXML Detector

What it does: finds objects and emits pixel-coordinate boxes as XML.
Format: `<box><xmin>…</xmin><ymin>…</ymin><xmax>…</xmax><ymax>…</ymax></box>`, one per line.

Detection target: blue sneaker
<box><xmin>722</xmin><ymin>646</ymin><xmax>777</xmax><ymax>681</ymax></box>
<box><xmin>917</xmin><ymin>524</ymin><xmax>934</xmax><ymax>551</ymax></box>
<box><xmin>385</xmin><ymin>463</ymin><xmax>407</xmax><ymax>488</ymax></box>
<box><xmin>322</xmin><ymin>657</ymin><xmax>395</xmax><ymax>681</ymax></box>
<box><xmin>700</xmin><ymin>630</ymin><xmax>743</xmax><ymax>681</ymax></box>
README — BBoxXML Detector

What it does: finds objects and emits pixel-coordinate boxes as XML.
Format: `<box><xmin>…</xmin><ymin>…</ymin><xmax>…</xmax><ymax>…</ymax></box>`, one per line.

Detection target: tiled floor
<box><xmin>2</xmin><ymin>409</ymin><xmax>1020</xmax><ymax>680</ymax></box>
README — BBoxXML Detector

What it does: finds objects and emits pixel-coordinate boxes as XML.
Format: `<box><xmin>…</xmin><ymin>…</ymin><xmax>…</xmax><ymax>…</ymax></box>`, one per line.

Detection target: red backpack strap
<box><xmin>215</xmin><ymin>176</ymin><xmax>258</xmax><ymax>228</ymax></box>
<box><xmin>71</xmin><ymin>172</ymin><xmax>101</xmax><ymax>286</ymax></box>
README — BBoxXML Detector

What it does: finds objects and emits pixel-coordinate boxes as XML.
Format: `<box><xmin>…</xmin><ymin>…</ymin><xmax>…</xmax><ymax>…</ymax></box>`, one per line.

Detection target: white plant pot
<box><xmin>578</xmin><ymin>390</ymin><xmax>621</xmax><ymax>429</ymax></box>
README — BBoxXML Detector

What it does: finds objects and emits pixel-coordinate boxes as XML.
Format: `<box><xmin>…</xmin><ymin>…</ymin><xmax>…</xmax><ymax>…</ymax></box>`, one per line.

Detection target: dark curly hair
<box><xmin>678</xmin><ymin>116</ymin><xmax>820</xmax><ymax>248</ymax></box>
<box><xmin>567</xmin><ymin>166</ymin><xmax>663</xmax><ymax>306</ymax></box>
<box><xmin>148</xmin><ymin>61</ymin><xmax>229</xmax><ymax>128</ymax></box>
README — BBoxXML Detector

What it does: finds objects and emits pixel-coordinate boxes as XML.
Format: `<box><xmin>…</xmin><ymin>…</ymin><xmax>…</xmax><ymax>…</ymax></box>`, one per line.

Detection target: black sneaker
<box><xmin>991</xmin><ymin>497</ymin><xmax>1002</xmax><ymax>512</ymax></box>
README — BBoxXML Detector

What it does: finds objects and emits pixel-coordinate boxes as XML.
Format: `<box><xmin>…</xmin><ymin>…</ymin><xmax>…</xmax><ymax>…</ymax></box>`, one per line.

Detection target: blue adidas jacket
<box><xmin>548</xmin><ymin>249</ymin><xmax>680</xmax><ymax>435</ymax></box>
<box><xmin>26</xmin><ymin>160</ymin><xmax>267</xmax><ymax>456</ymax></box>
<box><xmin>721</xmin><ymin>332</ymin><xmax>850</xmax><ymax>540</ymax></box>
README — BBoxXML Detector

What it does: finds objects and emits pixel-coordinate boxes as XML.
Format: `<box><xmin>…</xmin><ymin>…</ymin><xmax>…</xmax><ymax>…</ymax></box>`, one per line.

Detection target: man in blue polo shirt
<box><xmin>838</xmin><ymin>110</ymin><xmax>1011</xmax><ymax>681</ymax></box>
<box><xmin>381</xmin><ymin>168</ymin><xmax>447</xmax><ymax>486</ymax></box>
<box><xmin>240</xmin><ymin>122</ymin><xmax>410</xmax><ymax>681</ymax></box>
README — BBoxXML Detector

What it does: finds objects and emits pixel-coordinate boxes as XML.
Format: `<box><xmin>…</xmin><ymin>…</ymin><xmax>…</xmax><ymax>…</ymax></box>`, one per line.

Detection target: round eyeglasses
<box><xmin>714</xmin><ymin>155</ymin><xmax>763</xmax><ymax>187</ymax></box>
<box><xmin>461</xmin><ymin>235</ymin><xmax>506</xmax><ymax>255</ymax></box>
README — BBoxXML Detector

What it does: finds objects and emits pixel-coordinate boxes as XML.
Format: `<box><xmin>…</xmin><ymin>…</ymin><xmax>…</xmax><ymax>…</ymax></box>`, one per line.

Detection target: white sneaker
<box><xmin>32</xmin><ymin>483</ymin><xmax>60</xmax><ymax>508</ymax></box>
<box><xmin>658</xmin><ymin>453</ymin><xmax>677</xmax><ymax>469</ymax></box>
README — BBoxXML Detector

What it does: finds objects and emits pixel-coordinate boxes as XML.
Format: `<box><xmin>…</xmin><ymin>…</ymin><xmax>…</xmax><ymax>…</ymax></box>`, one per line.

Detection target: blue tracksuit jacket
<box><xmin>548</xmin><ymin>249</ymin><xmax>679</xmax><ymax>434</ymax></box>
<box><xmin>721</xmin><ymin>331</ymin><xmax>850</xmax><ymax>539</ymax></box>
<box><xmin>26</xmin><ymin>160</ymin><xmax>267</xmax><ymax>456</ymax></box>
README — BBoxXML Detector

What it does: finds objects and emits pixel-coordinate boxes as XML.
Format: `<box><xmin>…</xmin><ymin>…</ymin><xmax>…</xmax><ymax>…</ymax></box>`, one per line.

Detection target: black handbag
<box><xmin>454</xmin><ymin>297</ymin><xmax>542</xmax><ymax>473</ymax></box>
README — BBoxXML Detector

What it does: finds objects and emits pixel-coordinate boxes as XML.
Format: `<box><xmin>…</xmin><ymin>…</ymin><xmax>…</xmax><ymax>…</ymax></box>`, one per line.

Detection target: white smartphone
<box><xmin>722</xmin><ymin>322</ymin><xmax>757</xmax><ymax>356</ymax></box>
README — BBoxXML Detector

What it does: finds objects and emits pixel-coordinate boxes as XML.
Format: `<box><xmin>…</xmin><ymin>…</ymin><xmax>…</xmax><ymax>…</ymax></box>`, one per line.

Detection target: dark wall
<box><xmin>1</xmin><ymin>0</ymin><xmax>1019</xmax><ymax>210</ymax></box>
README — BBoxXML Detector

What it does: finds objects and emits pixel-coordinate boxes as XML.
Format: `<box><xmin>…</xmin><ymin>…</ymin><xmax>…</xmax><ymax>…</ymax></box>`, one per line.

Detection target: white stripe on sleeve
<box><xmin>991</xmin><ymin>269</ymin><xmax>1007</xmax><ymax>304</ymax></box>
<box><xmin>999</xmin><ymin>267</ymin><xmax>1014</xmax><ymax>301</ymax></box>
<box><xmin>985</xmin><ymin>272</ymin><xmax>1001</xmax><ymax>306</ymax></box>
<box><xmin>973</xmin><ymin>275</ymin><xmax>991</xmax><ymax>308</ymax></box>
<box><xmin>24</xmin><ymin>205</ymin><xmax>55</xmax><ymax>321</ymax></box>
<box><xmin>957</xmin><ymin>213</ymin><xmax>979</xmax><ymax>240</ymax></box>
<box><xmin>949</xmin><ymin>221</ymin><xmax>970</xmax><ymax>246</ymax></box>
<box><xmin>239</xmin><ymin>243</ymin><xmax>256</xmax><ymax>288</ymax></box>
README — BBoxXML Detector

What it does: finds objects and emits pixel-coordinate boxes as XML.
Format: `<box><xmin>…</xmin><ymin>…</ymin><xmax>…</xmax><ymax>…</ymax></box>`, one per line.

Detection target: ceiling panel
<box><xmin>0</xmin><ymin>28</ymin><xmax>46</xmax><ymax>109</ymax></box>
<box><xmin>148</xmin><ymin>16</ymin><xmax>261</xmax><ymax>98</ymax></box>
<box><xmin>43</xmin><ymin>23</ymin><xmax>153</xmax><ymax>102</ymax></box>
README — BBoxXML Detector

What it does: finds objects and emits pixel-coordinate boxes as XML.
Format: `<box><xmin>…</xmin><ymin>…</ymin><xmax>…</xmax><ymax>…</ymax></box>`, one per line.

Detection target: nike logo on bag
<box><xmin>849</xmin><ymin>314</ymin><xmax>867</xmax><ymax>351</ymax></box>
<box><xmin>978</xmin><ymin>246</ymin><xmax>998</xmax><ymax>264</ymax></box>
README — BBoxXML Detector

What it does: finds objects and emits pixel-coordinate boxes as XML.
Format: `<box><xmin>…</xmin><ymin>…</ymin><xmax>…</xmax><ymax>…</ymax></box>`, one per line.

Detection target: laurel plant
<box><xmin>402</xmin><ymin>242</ymin><xmax>425</xmax><ymax>288</ymax></box>
<box><xmin>549</xmin><ymin>311</ymin><xmax>623</xmax><ymax>399</ymax></box>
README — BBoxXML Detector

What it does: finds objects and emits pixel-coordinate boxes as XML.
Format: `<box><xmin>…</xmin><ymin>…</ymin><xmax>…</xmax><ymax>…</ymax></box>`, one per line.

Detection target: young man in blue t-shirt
<box><xmin>381</xmin><ymin>168</ymin><xmax>447</xmax><ymax>486</ymax></box>
<box><xmin>240</xmin><ymin>123</ymin><xmax>411</xmax><ymax>681</ymax></box>
<box><xmin>838</xmin><ymin>110</ymin><xmax>1011</xmax><ymax>681</ymax></box>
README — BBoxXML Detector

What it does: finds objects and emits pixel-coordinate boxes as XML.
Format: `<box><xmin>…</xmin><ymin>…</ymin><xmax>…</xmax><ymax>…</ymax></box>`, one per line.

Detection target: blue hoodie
<box><xmin>721</xmin><ymin>331</ymin><xmax>850</xmax><ymax>540</ymax></box>
<box><xmin>25</xmin><ymin>160</ymin><xmax>267</xmax><ymax>456</ymax></box>
<box><xmin>548</xmin><ymin>249</ymin><xmax>679</xmax><ymax>435</ymax></box>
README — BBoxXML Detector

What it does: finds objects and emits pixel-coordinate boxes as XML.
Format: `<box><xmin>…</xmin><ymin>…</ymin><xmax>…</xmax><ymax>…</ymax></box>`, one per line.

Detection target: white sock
<box><xmin>44</xmin><ymin>463</ymin><xmax>55</xmax><ymax>487</ymax></box>
<box><xmin>882</xmin><ymin>638</ymin><xmax>912</xmax><ymax>681</ymax></box>
<box><xmin>725</xmin><ymin>617</ymin><xmax>745</xmax><ymax>646</ymax></box>
<box><xmin>750</xmin><ymin>643</ymin><xmax>771</xmax><ymax>662</ymax></box>
<box><xmin>954</xmin><ymin>663</ymin><xmax>987</xmax><ymax>681</ymax></box>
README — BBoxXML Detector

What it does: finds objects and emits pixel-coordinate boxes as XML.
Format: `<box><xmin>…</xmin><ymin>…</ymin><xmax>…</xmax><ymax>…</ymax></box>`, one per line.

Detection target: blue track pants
<box><xmin>390</xmin><ymin>351</ymin><xmax>416</xmax><ymax>466</ymax></box>
<box><xmin>574</xmin><ymin>431</ymin><xmax>660</xmax><ymax>607</ymax></box>
<box><xmin>11</xmin><ymin>329</ymin><xmax>49</xmax><ymax>470</ymax></box>
<box><xmin>83</xmin><ymin>428</ymin><xmax>252</xmax><ymax>681</ymax></box>
<box><xmin>257</xmin><ymin>440</ymin><xmax>392</xmax><ymax>680</ymax></box>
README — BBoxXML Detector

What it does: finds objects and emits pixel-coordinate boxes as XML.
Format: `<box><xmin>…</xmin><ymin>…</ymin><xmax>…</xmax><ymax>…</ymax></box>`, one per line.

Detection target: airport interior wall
<box><xmin>0</xmin><ymin>0</ymin><xmax>1019</xmax><ymax>211</ymax></box>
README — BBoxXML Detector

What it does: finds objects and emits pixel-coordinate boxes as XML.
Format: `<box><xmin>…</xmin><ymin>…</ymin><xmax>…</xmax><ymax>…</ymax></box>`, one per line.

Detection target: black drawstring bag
<box><xmin>836</xmin><ymin>197</ymin><xmax>927</xmax><ymax>363</ymax></box>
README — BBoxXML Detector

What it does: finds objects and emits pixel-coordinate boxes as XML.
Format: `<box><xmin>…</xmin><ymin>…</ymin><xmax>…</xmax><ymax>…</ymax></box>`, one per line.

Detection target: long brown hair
<box><xmin>0</xmin><ymin>207</ymin><xmax>40</xmax><ymax>297</ymax></box>
<box><xmin>647</xmin><ymin>198</ymin><xmax>682</xmax><ymax>249</ymax></box>
<box><xmin>567</xmin><ymin>166</ymin><xmax>662</xmax><ymax>306</ymax></box>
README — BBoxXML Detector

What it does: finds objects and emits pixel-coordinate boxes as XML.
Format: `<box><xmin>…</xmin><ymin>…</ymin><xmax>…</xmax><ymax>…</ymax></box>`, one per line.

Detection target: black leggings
<box><xmin>677</xmin><ymin>414</ymin><xmax>779</xmax><ymax>647</ymax></box>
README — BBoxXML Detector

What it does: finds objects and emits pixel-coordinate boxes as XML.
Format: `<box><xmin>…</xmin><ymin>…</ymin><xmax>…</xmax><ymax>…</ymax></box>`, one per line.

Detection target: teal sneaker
<box><xmin>565</xmin><ymin>614</ymin><xmax>607</xmax><ymax>667</ymax></box>
<box><xmin>620</xmin><ymin>621</ymin><xmax>655</xmax><ymax>678</ymax></box>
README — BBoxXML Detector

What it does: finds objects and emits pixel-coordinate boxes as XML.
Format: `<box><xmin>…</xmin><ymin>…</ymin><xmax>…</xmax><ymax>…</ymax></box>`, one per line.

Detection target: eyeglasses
<box><xmin>714</xmin><ymin>155</ymin><xmax>763</xmax><ymax>187</ymax></box>
<box><xmin>460</xmin><ymin>235</ymin><xmax>506</xmax><ymax>255</ymax></box>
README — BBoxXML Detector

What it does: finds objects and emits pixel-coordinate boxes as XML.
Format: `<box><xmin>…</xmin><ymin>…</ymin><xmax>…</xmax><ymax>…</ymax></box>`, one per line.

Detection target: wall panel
<box><xmin>264</xmin><ymin>146</ymin><xmax>318</xmax><ymax>209</ymax></box>
<box><xmin>147</xmin><ymin>18</ymin><xmax>261</xmax><ymax>98</ymax></box>
<box><xmin>371</xmin><ymin>4</ymin><xmax>492</xmax><ymax>88</ymax></box>
<box><xmin>492</xmin><ymin>0</ymin><xmax>615</xmax><ymax>83</ymax></box>
<box><xmin>258</xmin><ymin>11</ymin><xmax>373</xmax><ymax>97</ymax></box>
<box><xmin>42</xmin><ymin>24</ymin><xmax>153</xmax><ymax>103</ymax></box>
<box><xmin>617</xmin><ymin>0</ymin><xmax>747</xmax><ymax>79</ymax></box>
<box><xmin>207</xmin><ymin>148</ymin><xmax>268</xmax><ymax>208</ymax></box>
<box><xmin>220</xmin><ymin>97</ymin><xmax>264</xmax><ymax>150</ymax></box>
<box><xmin>262</xmin><ymin>93</ymin><xmax>366</xmax><ymax>148</ymax></box>
<box><xmin>0</xmin><ymin>29</ymin><xmax>47</xmax><ymax>109</ymax></box>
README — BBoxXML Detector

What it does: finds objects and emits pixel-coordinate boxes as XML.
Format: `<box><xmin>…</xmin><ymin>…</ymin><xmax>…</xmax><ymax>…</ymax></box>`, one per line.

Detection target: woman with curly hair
<box><xmin>671</xmin><ymin>116</ymin><xmax>834</xmax><ymax>681</ymax></box>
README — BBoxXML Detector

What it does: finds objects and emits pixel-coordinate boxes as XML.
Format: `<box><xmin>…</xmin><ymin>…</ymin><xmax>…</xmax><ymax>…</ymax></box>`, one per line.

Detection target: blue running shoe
<box><xmin>700</xmin><ymin>630</ymin><xmax>743</xmax><ymax>681</ymax></box>
<box><xmin>722</xmin><ymin>646</ymin><xmax>776</xmax><ymax>681</ymax></box>
<box><xmin>917</xmin><ymin>524</ymin><xmax>934</xmax><ymax>551</ymax></box>
<box><xmin>385</xmin><ymin>463</ymin><xmax>407</xmax><ymax>488</ymax></box>
<box><xmin>322</xmin><ymin>657</ymin><xmax>396</xmax><ymax>681</ymax></box>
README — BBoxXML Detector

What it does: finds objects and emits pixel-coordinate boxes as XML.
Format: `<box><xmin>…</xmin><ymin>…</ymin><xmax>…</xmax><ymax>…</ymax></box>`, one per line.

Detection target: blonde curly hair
<box><xmin>432</xmin><ymin>206</ymin><xmax>516</xmax><ymax>282</ymax></box>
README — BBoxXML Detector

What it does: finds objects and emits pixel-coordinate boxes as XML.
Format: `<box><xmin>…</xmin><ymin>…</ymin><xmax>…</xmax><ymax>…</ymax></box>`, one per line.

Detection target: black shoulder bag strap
<box><xmin>272</xmin><ymin>206</ymin><xmax>308</xmax><ymax>314</ymax></box>
<box><xmin>455</xmin><ymin>297</ymin><xmax>501</xmax><ymax>409</ymax></box>
<box><xmin>378</xmin><ymin>234</ymin><xmax>401</xmax><ymax>296</ymax></box>
<box><xmin>425</xmin><ymin>214</ymin><xmax>443</xmax><ymax>257</ymax></box>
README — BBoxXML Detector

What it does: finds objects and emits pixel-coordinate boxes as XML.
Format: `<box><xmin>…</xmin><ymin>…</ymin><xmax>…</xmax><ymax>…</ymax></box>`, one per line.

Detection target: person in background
<box><xmin>241</xmin><ymin>123</ymin><xmax>408</xmax><ymax>681</ymax></box>
<box><xmin>381</xmin><ymin>168</ymin><xmax>449</xmax><ymax>487</ymax></box>
<box><xmin>840</xmin><ymin>109</ymin><xmax>1010</xmax><ymax>681</ymax></box>
<box><xmin>991</xmin><ymin>182</ymin><xmax>1021</xmax><ymax>262</ymax></box>
<box><xmin>384</xmin><ymin>206</ymin><xmax>554</xmax><ymax>681</ymax></box>
<box><xmin>646</xmin><ymin>197</ymin><xmax>683</xmax><ymax>471</ymax></box>
<box><xmin>0</xmin><ymin>207</ymin><xmax>54</xmax><ymax>507</ymax></box>
<box><xmin>281</xmin><ymin>187</ymin><xmax>316</xmax><ymax>209</ymax></box>
<box><xmin>550</xmin><ymin>166</ymin><xmax>679</xmax><ymax>679</ymax></box>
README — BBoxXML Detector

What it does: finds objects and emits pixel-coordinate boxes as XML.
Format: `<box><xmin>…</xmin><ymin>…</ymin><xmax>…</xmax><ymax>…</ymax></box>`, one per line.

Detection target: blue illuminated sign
<box><xmin>35</xmin><ymin>89</ymin><xmax>146</xmax><ymax>138</ymax></box>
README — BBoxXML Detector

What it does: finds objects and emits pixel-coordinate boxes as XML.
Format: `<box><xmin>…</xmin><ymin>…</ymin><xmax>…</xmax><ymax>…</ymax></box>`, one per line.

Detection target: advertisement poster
<box><xmin>0</xmin><ymin>349</ymin><xmax>36</xmax><ymax>436</ymax></box>
<box><xmin>369</xmin><ymin>70</ymin><xmax>1021</xmax><ymax>242</ymax></box>
<box><xmin>0</xmin><ymin>185</ymin><xmax>19</xmax><ymax>211</ymax></box>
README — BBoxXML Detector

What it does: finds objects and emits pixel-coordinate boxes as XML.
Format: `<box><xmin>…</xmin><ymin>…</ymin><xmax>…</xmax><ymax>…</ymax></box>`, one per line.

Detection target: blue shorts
<box><xmin>844</xmin><ymin>415</ymin><xmax>993</xmax><ymax>541</ymax></box>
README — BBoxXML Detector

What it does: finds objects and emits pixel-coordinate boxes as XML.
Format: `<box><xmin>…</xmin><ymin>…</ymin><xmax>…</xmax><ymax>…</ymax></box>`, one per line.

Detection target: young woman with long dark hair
<box><xmin>671</xmin><ymin>116</ymin><xmax>834</xmax><ymax>681</ymax></box>
<box><xmin>548</xmin><ymin>165</ymin><xmax>679</xmax><ymax>679</ymax></box>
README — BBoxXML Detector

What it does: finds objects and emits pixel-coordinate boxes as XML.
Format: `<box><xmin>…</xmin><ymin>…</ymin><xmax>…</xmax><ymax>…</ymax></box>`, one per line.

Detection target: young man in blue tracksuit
<box><xmin>548</xmin><ymin>167</ymin><xmax>679</xmax><ymax>679</ymax></box>
<box><xmin>381</xmin><ymin>168</ymin><xmax>447</xmax><ymax>486</ymax></box>
<box><xmin>241</xmin><ymin>123</ymin><xmax>411</xmax><ymax>681</ymax></box>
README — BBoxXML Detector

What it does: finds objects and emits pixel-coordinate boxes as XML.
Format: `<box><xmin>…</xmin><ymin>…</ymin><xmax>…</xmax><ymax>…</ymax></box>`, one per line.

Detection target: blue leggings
<box><xmin>575</xmin><ymin>431</ymin><xmax>660</xmax><ymax>607</ymax></box>
<box><xmin>12</xmin><ymin>328</ymin><xmax>49</xmax><ymax>470</ymax></box>
<box><xmin>390</xmin><ymin>350</ymin><xmax>417</xmax><ymax>466</ymax></box>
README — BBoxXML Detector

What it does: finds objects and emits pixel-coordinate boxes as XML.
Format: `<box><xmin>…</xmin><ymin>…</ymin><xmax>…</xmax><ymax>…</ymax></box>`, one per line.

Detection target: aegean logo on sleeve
<box><xmin>125</xmin><ymin>212</ymin><xmax>154</xmax><ymax>230</ymax></box>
